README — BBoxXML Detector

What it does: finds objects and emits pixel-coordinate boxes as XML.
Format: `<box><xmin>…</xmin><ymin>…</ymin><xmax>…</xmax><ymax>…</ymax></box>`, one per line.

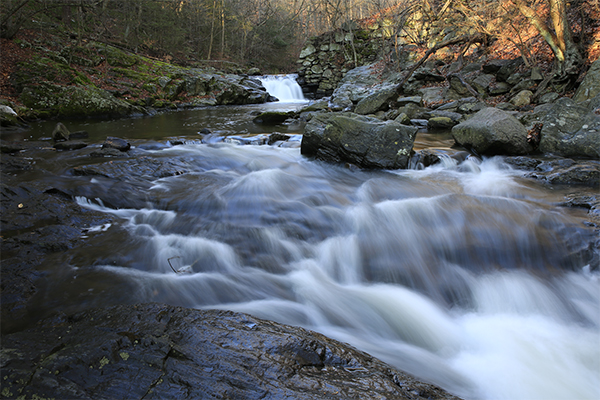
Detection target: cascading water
<box><xmin>24</xmin><ymin>106</ymin><xmax>599</xmax><ymax>400</ymax></box>
<box><xmin>258</xmin><ymin>74</ymin><xmax>306</xmax><ymax>101</ymax></box>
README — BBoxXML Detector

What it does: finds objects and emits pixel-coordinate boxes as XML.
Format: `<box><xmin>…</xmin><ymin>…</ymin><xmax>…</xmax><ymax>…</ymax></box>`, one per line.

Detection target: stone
<box><xmin>301</xmin><ymin>112</ymin><xmax>418</xmax><ymax>169</ymax></box>
<box><xmin>428</xmin><ymin>117</ymin><xmax>456</xmax><ymax>130</ymax></box>
<box><xmin>539</xmin><ymin>92</ymin><xmax>560</xmax><ymax>104</ymax></box>
<box><xmin>299</xmin><ymin>44</ymin><xmax>316</xmax><ymax>58</ymax></box>
<box><xmin>0</xmin><ymin>303</ymin><xmax>462</xmax><ymax>400</ymax></box>
<box><xmin>52</xmin><ymin>122</ymin><xmax>70</xmax><ymax>142</ymax></box>
<box><xmin>537</xmin><ymin>97</ymin><xmax>600</xmax><ymax>159</ymax></box>
<box><xmin>496</xmin><ymin>58</ymin><xmax>524</xmax><ymax>82</ymax></box>
<box><xmin>354</xmin><ymin>88</ymin><xmax>397</xmax><ymax>115</ymax></box>
<box><xmin>510</xmin><ymin>90</ymin><xmax>534</xmax><ymax>106</ymax></box>
<box><xmin>470</xmin><ymin>74</ymin><xmax>494</xmax><ymax>95</ymax></box>
<box><xmin>53</xmin><ymin>141</ymin><xmax>88</xmax><ymax>151</ymax></box>
<box><xmin>489</xmin><ymin>82</ymin><xmax>511</xmax><ymax>95</ymax></box>
<box><xmin>21</xmin><ymin>82</ymin><xmax>137</xmax><ymax>119</ymax></box>
<box><xmin>451</xmin><ymin>107</ymin><xmax>531</xmax><ymax>155</ymax></box>
<box><xmin>253</xmin><ymin>111</ymin><xmax>294</xmax><ymax>125</ymax></box>
<box><xmin>396</xmin><ymin>96</ymin><xmax>423</xmax><ymax>107</ymax></box>
<box><xmin>0</xmin><ymin>105</ymin><xmax>18</xmax><ymax>127</ymax></box>
<box><xmin>574</xmin><ymin>59</ymin><xmax>600</xmax><ymax>102</ymax></box>
<box><xmin>102</xmin><ymin>136</ymin><xmax>130</xmax><ymax>152</ymax></box>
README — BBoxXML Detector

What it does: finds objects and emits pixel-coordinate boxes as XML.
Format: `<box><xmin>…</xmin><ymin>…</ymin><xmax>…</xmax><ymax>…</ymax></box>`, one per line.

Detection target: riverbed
<box><xmin>3</xmin><ymin>84</ymin><xmax>599</xmax><ymax>400</ymax></box>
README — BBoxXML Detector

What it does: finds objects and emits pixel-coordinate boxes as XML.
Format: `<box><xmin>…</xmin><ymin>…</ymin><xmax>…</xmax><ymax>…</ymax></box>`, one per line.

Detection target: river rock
<box><xmin>20</xmin><ymin>82</ymin><xmax>138</xmax><ymax>119</ymax></box>
<box><xmin>0</xmin><ymin>104</ymin><xmax>19</xmax><ymax>127</ymax></box>
<box><xmin>537</xmin><ymin>97</ymin><xmax>600</xmax><ymax>159</ymax></box>
<box><xmin>253</xmin><ymin>111</ymin><xmax>295</xmax><ymax>125</ymax></box>
<box><xmin>354</xmin><ymin>87</ymin><xmax>397</xmax><ymax>115</ymax></box>
<box><xmin>451</xmin><ymin>107</ymin><xmax>532</xmax><ymax>155</ymax></box>
<box><xmin>573</xmin><ymin>59</ymin><xmax>600</xmax><ymax>102</ymax></box>
<box><xmin>102</xmin><ymin>136</ymin><xmax>130</xmax><ymax>152</ymax></box>
<box><xmin>301</xmin><ymin>112</ymin><xmax>418</xmax><ymax>169</ymax></box>
<box><xmin>52</xmin><ymin>122</ymin><xmax>70</xmax><ymax>142</ymax></box>
<box><xmin>53</xmin><ymin>141</ymin><xmax>88</xmax><ymax>150</ymax></box>
<box><xmin>0</xmin><ymin>303</ymin><xmax>461</xmax><ymax>400</ymax></box>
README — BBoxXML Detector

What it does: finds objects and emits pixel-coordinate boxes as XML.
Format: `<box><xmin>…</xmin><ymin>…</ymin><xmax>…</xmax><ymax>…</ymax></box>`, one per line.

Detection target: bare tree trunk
<box><xmin>510</xmin><ymin>0</ymin><xmax>582</xmax><ymax>81</ymax></box>
<box><xmin>208</xmin><ymin>0</ymin><xmax>216</xmax><ymax>60</ymax></box>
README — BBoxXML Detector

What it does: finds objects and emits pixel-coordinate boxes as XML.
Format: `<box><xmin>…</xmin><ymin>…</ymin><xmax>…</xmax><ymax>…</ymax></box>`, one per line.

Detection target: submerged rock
<box><xmin>0</xmin><ymin>303</ymin><xmax>462</xmax><ymax>400</ymax></box>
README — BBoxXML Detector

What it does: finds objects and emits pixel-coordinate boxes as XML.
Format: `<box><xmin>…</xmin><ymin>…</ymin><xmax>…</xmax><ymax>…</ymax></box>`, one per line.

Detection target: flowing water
<box><xmin>14</xmin><ymin>76</ymin><xmax>600</xmax><ymax>400</ymax></box>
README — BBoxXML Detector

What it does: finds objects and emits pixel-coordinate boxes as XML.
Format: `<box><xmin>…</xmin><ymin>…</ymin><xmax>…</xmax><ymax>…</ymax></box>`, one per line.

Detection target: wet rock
<box><xmin>52</xmin><ymin>122</ymin><xmax>70</xmax><ymax>142</ymax></box>
<box><xmin>0</xmin><ymin>173</ymin><xmax>114</xmax><ymax>333</ymax></box>
<box><xmin>301</xmin><ymin>112</ymin><xmax>418</xmax><ymax>169</ymax></box>
<box><xmin>1</xmin><ymin>140</ymin><xmax>25</xmax><ymax>154</ymax></box>
<box><xmin>1</xmin><ymin>303</ymin><xmax>462</xmax><ymax>400</ymax></box>
<box><xmin>102</xmin><ymin>136</ymin><xmax>130</xmax><ymax>152</ymax></box>
<box><xmin>253</xmin><ymin>111</ymin><xmax>295</xmax><ymax>125</ymax></box>
<box><xmin>268</xmin><ymin>133</ymin><xmax>291</xmax><ymax>145</ymax></box>
<box><xmin>90</xmin><ymin>148</ymin><xmax>129</xmax><ymax>157</ymax></box>
<box><xmin>53</xmin><ymin>141</ymin><xmax>88</xmax><ymax>151</ymax></box>
<box><xmin>452</xmin><ymin>107</ymin><xmax>532</xmax><ymax>155</ymax></box>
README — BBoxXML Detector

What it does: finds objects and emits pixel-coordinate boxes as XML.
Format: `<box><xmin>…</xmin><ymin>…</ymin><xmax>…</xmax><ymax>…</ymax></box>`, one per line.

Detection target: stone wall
<box><xmin>296</xmin><ymin>21</ymin><xmax>395</xmax><ymax>99</ymax></box>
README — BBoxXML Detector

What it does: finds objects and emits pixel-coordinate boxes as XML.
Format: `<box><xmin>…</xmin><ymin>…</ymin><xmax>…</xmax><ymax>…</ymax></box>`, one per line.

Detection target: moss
<box><xmin>20</xmin><ymin>82</ymin><xmax>134</xmax><ymax>118</ymax></box>
<box><xmin>99</xmin><ymin>45</ymin><xmax>138</xmax><ymax>67</ymax></box>
<box><xmin>109</xmin><ymin>67</ymin><xmax>152</xmax><ymax>83</ymax></box>
<box><xmin>14</xmin><ymin>56</ymin><xmax>91</xmax><ymax>90</ymax></box>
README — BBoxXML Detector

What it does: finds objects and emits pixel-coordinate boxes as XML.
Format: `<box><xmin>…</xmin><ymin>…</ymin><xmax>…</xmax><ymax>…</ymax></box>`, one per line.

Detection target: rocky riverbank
<box><xmin>0</xmin><ymin>29</ymin><xmax>273</xmax><ymax>127</ymax></box>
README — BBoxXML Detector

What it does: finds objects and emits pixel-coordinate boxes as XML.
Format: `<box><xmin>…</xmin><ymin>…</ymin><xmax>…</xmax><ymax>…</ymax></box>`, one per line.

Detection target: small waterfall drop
<box><xmin>258</xmin><ymin>74</ymin><xmax>305</xmax><ymax>102</ymax></box>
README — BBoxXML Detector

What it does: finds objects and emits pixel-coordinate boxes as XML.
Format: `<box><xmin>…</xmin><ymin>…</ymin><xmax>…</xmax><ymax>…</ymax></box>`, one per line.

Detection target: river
<box><xmin>13</xmin><ymin>76</ymin><xmax>600</xmax><ymax>400</ymax></box>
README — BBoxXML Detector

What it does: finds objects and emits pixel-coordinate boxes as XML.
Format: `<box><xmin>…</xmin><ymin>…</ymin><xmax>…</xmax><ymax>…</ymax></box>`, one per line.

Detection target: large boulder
<box><xmin>354</xmin><ymin>87</ymin><xmax>397</xmax><ymax>115</ymax></box>
<box><xmin>574</xmin><ymin>59</ymin><xmax>600</xmax><ymax>102</ymax></box>
<box><xmin>451</xmin><ymin>107</ymin><xmax>532</xmax><ymax>155</ymax></box>
<box><xmin>301</xmin><ymin>112</ymin><xmax>418</xmax><ymax>169</ymax></box>
<box><xmin>537</xmin><ymin>97</ymin><xmax>600</xmax><ymax>159</ymax></box>
<box><xmin>329</xmin><ymin>64</ymin><xmax>402</xmax><ymax>111</ymax></box>
<box><xmin>20</xmin><ymin>82</ymin><xmax>138</xmax><ymax>118</ymax></box>
<box><xmin>0</xmin><ymin>303</ymin><xmax>462</xmax><ymax>400</ymax></box>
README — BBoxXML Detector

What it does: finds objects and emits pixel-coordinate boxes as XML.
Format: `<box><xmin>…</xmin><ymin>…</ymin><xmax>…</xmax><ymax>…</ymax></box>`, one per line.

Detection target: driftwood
<box><xmin>396</xmin><ymin>33</ymin><xmax>487</xmax><ymax>93</ymax></box>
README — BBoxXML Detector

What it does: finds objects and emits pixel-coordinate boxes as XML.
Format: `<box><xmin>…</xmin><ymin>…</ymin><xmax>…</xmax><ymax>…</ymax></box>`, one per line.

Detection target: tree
<box><xmin>509</xmin><ymin>0</ymin><xmax>582</xmax><ymax>82</ymax></box>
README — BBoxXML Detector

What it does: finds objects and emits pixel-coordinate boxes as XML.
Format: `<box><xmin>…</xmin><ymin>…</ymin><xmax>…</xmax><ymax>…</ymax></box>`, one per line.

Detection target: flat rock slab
<box><xmin>1</xmin><ymin>303</ymin><xmax>462</xmax><ymax>400</ymax></box>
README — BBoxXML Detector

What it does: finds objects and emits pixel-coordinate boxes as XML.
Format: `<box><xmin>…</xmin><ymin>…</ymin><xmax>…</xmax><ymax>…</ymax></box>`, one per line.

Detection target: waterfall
<box><xmin>258</xmin><ymin>74</ymin><xmax>305</xmax><ymax>102</ymax></box>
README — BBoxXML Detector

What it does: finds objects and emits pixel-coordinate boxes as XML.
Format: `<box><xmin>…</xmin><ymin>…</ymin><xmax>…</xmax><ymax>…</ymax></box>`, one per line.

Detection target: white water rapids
<box><xmin>73</xmin><ymin>141</ymin><xmax>600</xmax><ymax>400</ymax></box>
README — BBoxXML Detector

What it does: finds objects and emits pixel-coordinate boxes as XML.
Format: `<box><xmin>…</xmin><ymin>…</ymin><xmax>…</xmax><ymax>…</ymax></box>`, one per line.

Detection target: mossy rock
<box><xmin>60</xmin><ymin>45</ymin><xmax>103</xmax><ymax>67</ymax></box>
<box><xmin>14</xmin><ymin>56</ymin><xmax>91</xmax><ymax>90</ymax></box>
<box><xmin>99</xmin><ymin>45</ymin><xmax>139</xmax><ymax>68</ymax></box>
<box><xmin>20</xmin><ymin>82</ymin><xmax>137</xmax><ymax>118</ymax></box>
